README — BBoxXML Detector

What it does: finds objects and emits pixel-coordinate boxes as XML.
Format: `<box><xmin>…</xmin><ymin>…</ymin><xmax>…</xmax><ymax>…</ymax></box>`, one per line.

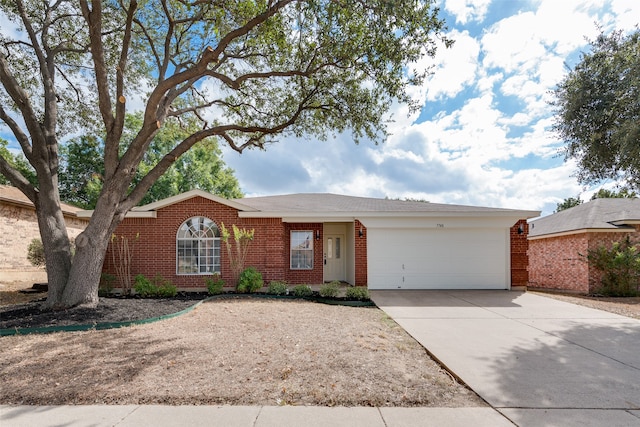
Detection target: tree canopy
<box><xmin>0</xmin><ymin>0</ymin><xmax>452</xmax><ymax>309</ymax></box>
<box><xmin>555</xmin><ymin>187</ymin><xmax>637</xmax><ymax>212</ymax></box>
<box><xmin>554</xmin><ymin>196</ymin><xmax>582</xmax><ymax>212</ymax></box>
<box><xmin>59</xmin><ymin>114</ymin><xmax>243</xmax><ymax>209</ymax></box>
<box><xmin>590</xmin><ymin>187</ymin><xmax>637</xmax><ymax>200</ymax></box>
<box><xmin>552</xmin><ymin>29</ymin><xmax>640</xmax><ymax>189</ymax></box>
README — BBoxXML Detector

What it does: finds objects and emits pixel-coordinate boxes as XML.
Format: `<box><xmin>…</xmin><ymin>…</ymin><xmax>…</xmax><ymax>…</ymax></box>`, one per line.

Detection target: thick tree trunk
<box><xmin>60</xmin><ymin>225</ymin><xmax>111</xmax><ymax>308</ymax></box>
<box><xmin>41</xmin><ymin>190</ymin><xmax>121</xmax><ymax>309</ymax></box>
<box><xmin>37</xmin><ymin>192</ymin><xmax>73</xmax><ymax>309</ymax></box>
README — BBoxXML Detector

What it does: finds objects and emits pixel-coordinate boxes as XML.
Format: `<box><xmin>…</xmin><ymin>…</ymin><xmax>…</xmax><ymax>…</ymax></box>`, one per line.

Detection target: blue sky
<box><xmin>1</xmin><ymin>1</ymin><xmax>638</xmax><ymax>216</ymax></box>
<box><xmin>219</xmin><ymin>0</ymin><xmax>639</xmax><ymax>216</ymax></box>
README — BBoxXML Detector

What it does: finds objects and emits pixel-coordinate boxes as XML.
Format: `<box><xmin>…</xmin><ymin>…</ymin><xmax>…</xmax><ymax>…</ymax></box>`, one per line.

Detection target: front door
<box><xmin>324</xmin><ymin>234</ymin><xmax>346</xmax><ymax>282</ymax></box>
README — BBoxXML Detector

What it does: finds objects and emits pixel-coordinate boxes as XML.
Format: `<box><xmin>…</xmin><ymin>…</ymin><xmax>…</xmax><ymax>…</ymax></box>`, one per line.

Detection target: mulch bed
<box><xmin>0</xmin><ymin>294</ymin><xmax>207</xmax><ymax>330</ymax></box>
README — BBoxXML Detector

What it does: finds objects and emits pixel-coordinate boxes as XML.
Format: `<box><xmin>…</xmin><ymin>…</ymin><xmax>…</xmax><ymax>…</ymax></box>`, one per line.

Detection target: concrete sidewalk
<box><xmin>0</xmin><ymin>405</ymin><xmax>512</xmax><ymax>426</ymax></box>
<box><xmin>371</xmin><ymin>290</ymin><xmax>640</xmax><ymax>427</ymax></box>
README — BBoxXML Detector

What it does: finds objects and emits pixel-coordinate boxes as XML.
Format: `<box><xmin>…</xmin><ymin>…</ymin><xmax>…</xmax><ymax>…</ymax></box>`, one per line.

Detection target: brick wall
<box><xmin>354</xmin><ymin>220</ymin><xmax>367</xmax><ymax>286</ymax></box>
<box><xmin>0</xmin><ymin>202</ymin><xmax>88</xmax><ymax>281</ymax></box>
<box><xmin>104</xmin><ymin>197</ymin><xmax>329</xmax><ymax>289</ymax></box>
<box><xmin>527</xmin><ymin>227</ymin><xmax>640</xmax><ymax>294</ymax></box>
<box><xmin>528</xmin><ymin>233</ymin><xmax>589</xmax><ymax>293</ymax></box>
<box><xmin>510</xmin><ymin>219</ymin><xmax>529</xmax><ymax>287</ymax></box>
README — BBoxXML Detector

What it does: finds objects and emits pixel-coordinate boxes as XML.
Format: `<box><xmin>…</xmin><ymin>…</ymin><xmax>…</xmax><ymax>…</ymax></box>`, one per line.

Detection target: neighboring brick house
<box><xmin>91</xmin><ymin>190</ymin><xmax>537</xmax><ymax>291</ymax></box>
<box><xmin>528</xmin><ymin>198</ymin><xmax>640</xmax><ymax>294</ymax></box>
<box><xmin>0</xmin><ymin>185</ymin><xmax>89</xmax><ymax>282</ymax></box>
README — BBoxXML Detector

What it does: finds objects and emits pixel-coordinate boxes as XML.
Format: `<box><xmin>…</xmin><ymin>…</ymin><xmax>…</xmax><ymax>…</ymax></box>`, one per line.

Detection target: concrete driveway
<box><xmin>371</xmin><ymin>290</ymin><xmax>640</xmax><ymax>427</ymax></box>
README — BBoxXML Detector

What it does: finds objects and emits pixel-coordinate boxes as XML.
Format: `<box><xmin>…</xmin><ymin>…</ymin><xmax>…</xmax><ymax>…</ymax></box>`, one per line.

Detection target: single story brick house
<box><xmin>88</xmin><ymin>190</ymin><xmax>538</xmax><ymax>290</ymax></box>
<box><xmin>528</xmin><ymin>198</ymin><xmax>640</xmax><ymax>294</ymax></box>
<box><xmin>0</xmin><ymin>185</ymin><xmax>89</xmax><ymax>283</ymax></box>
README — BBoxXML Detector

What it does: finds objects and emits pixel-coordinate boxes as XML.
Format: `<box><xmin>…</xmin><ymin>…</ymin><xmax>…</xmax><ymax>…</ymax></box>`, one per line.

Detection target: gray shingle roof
<box><xmin>529</xmin><ymin>198</ymin><xmax>640</xmax><ymax>237</ymax></box>
<box><xmin>235</xmin><ymin>193</ymin><xmax>536</xmax><ymax>216</ymax></box>
<box><xmin>101</xmin><ymin>190</ymin><xmax>539</xmax><ymax>219</ymax></box>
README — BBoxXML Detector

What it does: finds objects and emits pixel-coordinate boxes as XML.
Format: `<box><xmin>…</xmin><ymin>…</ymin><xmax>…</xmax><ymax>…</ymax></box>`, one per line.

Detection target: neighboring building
<box><xmin>0</xmin><ymin>185</ymin><xmax>89</xmax><ymax>282</ymax></box>
<box><xmin>528</xmin><ymin>198</ymin><xmax>640</xmax><ymax>294</ymax></box>
<box><xmin>87</xmin><ymin>190</ymin><xmax>538</xmax><ymax>291</ymax></box>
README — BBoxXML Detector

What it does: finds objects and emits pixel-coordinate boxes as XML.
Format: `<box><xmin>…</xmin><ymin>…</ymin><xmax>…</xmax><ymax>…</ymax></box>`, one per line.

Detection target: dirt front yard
<box><xmin>0</xmin><ymin>298</ymin><xmax>483</xmax><ymax>407</ymax></box>
<box><xmin>3</xmin><ymin>280</ymin><xmax>638</xmax><ymax>408</ymax></box>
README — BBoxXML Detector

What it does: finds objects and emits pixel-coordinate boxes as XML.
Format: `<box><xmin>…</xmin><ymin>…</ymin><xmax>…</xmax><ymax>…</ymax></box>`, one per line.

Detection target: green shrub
<box><xmin>27</xmin><ymin>238</ymin><xmax>46</xmax><ymax>268</ymax></box>
<box><xmin>267</xmin><ymin>280</ymin><xmax>288</xmax><ymax>295</ymax></box>
<box><xmin>133</xmin><ymin>274</ymin><xmax>177</xmax><ymax>298</ymax></box>
<box><xmin>586</xmin><ymin>236</ymin><xmax>640</xmax><ymax>296</ymax></box>
<box><xmin>206</xmin><ymin>275</ymin><xmax>225</xmax><ymax>295</ymax></box>
<box><xmin>133</xmin><ymin>274</ymin><xmax>155</xmax><ymax>297</ymax></box>
<box><xmin>345</xmin><ymin>286</ymin><xmax>370</xmax><ymax>301</ymax></box>
<box><xmin>319</xmin><ymin>281</ymin><xmax>340</xmax><ymax>298</ymax></box>
<box><xmin>291</xmin><ymin>284</ymin><xmax>313</xmax><ymax>297</ymax></box>
<box><xmin>237</xmin><ymin>267</ymin><xmax>263</xmax><ymax>293</ymax></box>
<box><xmin>99</xmin><ymin>273</ymin><xmax>116</xmax><ymax>296</ymax></box>
<box><xmin>156</xmin><ymin>283</ymin><xmax>178</xmax><ymax>297</ymax></box>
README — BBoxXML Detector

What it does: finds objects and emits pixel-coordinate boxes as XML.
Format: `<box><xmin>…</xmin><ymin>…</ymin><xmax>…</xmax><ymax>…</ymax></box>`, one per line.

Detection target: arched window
<box><xmin>176</xmin><ymin>216</ymin><xmax>220</xmax><ymax>274</ymax></box>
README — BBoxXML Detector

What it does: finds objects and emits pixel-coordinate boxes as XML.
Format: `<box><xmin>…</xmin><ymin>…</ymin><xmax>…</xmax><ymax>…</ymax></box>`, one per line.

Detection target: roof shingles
<box><xmin>235</xmin><ymin>193</ymin><xmax>532</xmax><ymax>215</ymax></box>
<box><xmin>529</xmin><ymin>198</ymin><xmax>640</xmax><ymax>237</ymax></box>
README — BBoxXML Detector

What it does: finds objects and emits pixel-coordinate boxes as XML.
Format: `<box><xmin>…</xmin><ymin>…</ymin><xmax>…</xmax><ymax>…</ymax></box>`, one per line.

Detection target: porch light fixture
<box><xmin>517</xmin><ymin>224</ymin><xmax>524</xmax><ymax>234</ymax></box>
<box><xmin>316</xmin><ymin>230</ymin><xmax>320</xmax><ymax>240</ymax></box>
<box><xmin>359</xmin><ymin>227</ymin><xmax>364</xmax><ymax>238</ymax></box>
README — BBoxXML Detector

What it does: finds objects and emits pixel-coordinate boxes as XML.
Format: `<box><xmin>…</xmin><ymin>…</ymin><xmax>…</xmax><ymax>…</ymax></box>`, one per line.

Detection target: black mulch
<box><xmin>0</xmin><ymin>294</ymin><xmax>208</xmax><ymax>330</ymax></box>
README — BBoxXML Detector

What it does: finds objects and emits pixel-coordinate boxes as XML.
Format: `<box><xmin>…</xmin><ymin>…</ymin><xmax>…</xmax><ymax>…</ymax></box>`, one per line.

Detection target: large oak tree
<box><xmin>552</xmin><ymin>29</ymin><xmax>640</xmax><ymax>189</ymax></box>
<box><xmin>0</xmin><ymin>0</ymin><xmax>452</xmax><ymax>309</ymax></box>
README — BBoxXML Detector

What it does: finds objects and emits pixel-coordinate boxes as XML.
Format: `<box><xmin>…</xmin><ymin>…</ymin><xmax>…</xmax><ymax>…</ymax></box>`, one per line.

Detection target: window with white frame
<box><xmin>290</xmin><ymin>230</ymin><xmax>313</xmax><ymax>270</ymax></box>
<box><xmin>176</xmin><ymin>216</ymin><xmax>220</xmax><ymax>274</ymax></box>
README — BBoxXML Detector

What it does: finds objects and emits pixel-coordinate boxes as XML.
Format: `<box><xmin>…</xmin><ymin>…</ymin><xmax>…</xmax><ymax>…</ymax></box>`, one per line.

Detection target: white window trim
<box><xmin>290</xmin><ymin>230</ymin><xmax>314</xmax><ymax>270</ymax></box>
<box><xmin>176</xmin><ymin>216</ymin><xmax>221</xmax><ymax>275</ymax></box>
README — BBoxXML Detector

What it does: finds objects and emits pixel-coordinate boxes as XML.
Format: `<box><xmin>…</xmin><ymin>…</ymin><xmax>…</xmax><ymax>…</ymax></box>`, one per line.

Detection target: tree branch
<box><xmin>0</xmin><ymin>155</ymin><xmax>37</xmax><ymax>202</ymax></box>
<box><xmin>0</xmin><ymin>104</ymin><xmax>34</xmax><ymax>161</ymax></box>
<box><xmin>159</xmin><ymin>0</ymin><xmax>175</xmax><ymax>81</ymax></box>
<box><xmin>80</xmin><ymin>0</ymin><xmax>117</xmax><ymax>178</ymax></box>
<box><xmin>144</xmin><ymin>0</ymin><xmax>296</xmax><ymax>125</ymax></box>
<box><xmin>0</xmin><ymin>55</ymin><xmax>45</xmax><ymax>160</ymax></box>
<box><xmin>112</xmin><ymin>0</ymin><xmax>138</xmax><ymax>165</ymax></box>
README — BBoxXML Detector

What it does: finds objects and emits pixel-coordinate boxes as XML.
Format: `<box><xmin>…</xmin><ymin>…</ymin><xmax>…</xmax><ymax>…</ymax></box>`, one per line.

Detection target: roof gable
<box><xmin>529</xmin><ymin>198</ymin><xmax>640</xmax><ymax>238</ymax></box>
<box><xmin>131</xmin><ymin>189</ymin><xmax>258</xmax><ymax>213</ymax></box>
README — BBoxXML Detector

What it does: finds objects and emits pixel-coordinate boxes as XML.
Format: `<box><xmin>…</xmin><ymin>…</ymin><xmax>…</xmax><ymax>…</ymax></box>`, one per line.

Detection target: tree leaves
<box><xmin>58</xmin><ymin>114</ymin><xmax>243</xmax><ymax>208</ymax></box>
<box><xmin>552</xmin><ymin>29</ymin><xmax>640</xmax><ymax>189</ymax></box>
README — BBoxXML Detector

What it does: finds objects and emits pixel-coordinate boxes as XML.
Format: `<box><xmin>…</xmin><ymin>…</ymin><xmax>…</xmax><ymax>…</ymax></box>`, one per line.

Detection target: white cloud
<box><xmin>610</xmin><ymin>0</ymin><xmax>640</xmax><ymax>30</ymax></box>
<box><xmin>444</xmin><ymin>0</ymin><xmax>492</xmax><ymax>24</ymax></box>
<box><xmin>481</xmin><ymin>12</ymin><xmax>548</xmax><ymax>74</ymax></box>
<box><xmin>423</xmin><ymin>30</ymin><xmax>480</xmax><ymax>101</ymax></box>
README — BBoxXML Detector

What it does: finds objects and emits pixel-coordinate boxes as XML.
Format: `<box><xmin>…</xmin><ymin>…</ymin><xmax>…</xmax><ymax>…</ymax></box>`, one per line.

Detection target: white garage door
<box><xmin>367</xmin><ymin>228</ymin><xmax>509</xmax><ymax>290</ymax></box>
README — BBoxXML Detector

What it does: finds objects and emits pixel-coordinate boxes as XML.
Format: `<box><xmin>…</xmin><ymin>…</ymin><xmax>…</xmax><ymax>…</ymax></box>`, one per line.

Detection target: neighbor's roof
<box><xmin>0</xmin><ymin>184</ymin><xmax>85</xmax><ymax>217</ymax></box>
<box><xmin>529</xmin><ymin>198</ymin><xmax>640</xmax><ymax>239</ymax></box>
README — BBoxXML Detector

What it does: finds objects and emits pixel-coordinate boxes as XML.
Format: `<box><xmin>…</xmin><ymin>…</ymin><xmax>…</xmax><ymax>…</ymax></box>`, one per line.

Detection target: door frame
<box><xmin>322</xmin><ymin>222</ymin><xmax>354</xmax><ymax>284</ymax></box>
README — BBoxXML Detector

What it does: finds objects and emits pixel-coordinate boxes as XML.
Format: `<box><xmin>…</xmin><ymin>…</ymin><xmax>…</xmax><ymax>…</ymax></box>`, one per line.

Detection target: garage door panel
<box><xmin>368</xmin><ymin>228</ymin><xmax>508</xmax><ymax>290</ymax></box>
